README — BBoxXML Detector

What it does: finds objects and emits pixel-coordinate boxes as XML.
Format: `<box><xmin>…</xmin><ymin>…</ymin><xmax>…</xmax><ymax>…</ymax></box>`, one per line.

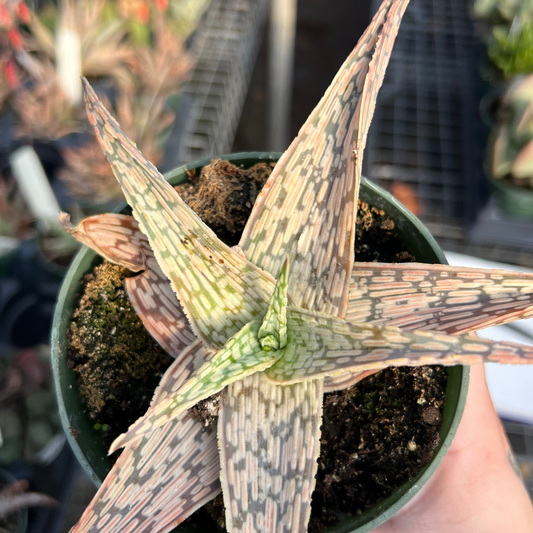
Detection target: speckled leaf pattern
<box><xmin>125</xmin><ymin>262</ymin><xmax>196</xmax><ymax>358</ymax></box>
<box><xmin>258</xmin><ymin>258</ymin><xmax>290</xmax><ymax>351</ymax></box>
<box><xmin>70</xmin><ymin>342</ymin><xmax>221</xmax><ymax>533</ymax></box>
<box><xmin>110</xmin><ymin>321</ymin><xmax>283</xmax><ymax>454</ymax></box>
<box><xmin>239</xmin><ymin>0</ymin><xmax>409</xmax><ymax>317</ymax></box>
<box><xmin>265</xmin><ymin>307</ymin><xmax>533</xmax><ymax>384</ymax></box>
<box><xmin>219</xmin><ymin>374</ymin><xmax>323</xmax><ymax>533</ymax></box>
<box><xmin>347</xmin><ymin>263</ymin><xmax>533</xmax><ymax>334</ymax></box>
<box><xmin>83</xmin><ymin>79</ymin><xmax>276</xmax><ymax>350</ymax></box>
<box><xmin>220</xmin><ymin>2</ymin><xmax>411</xmax><ymax>531</ymax></box>
<box><xmin>151</xmin><ymin>340</ymin><xmax>214</xmax><ymax>405</ymax></box>
<box><xmin>59</xmin><ymin>212</ymin><xmax>149</xmax><ymax>272</ymax></box>
<box><xmin>323</xmin><ymin>370</ymin><xmax>377</xmax><ymax>393</ymax></box>
<box><xmin>60</xmin><ymin>212</ymin><xmax>195</xmax><ymax>358</ymax></box>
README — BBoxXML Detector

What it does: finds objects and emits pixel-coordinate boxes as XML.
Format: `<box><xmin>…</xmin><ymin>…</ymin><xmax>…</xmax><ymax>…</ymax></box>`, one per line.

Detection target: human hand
<box><xmin>373</xmin><ymin>365</ymin><xmax>533</xmax><ymax>533</ymax></box>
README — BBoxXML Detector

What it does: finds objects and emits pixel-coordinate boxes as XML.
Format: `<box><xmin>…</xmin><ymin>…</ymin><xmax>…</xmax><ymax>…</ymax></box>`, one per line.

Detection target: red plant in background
<box><xmin>0</xmin><ymin>1</ymin><xmax>31</xmax><ymax>91</ymax></box>
<box><xmin>3</xmin><ymin>57</ymin><xmax>18</xmax><ymax>88</ymax></box>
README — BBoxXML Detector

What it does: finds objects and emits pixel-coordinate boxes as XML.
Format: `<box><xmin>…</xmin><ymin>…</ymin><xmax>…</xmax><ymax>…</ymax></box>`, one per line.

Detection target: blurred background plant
<box><xmin>491</xmin><ymin>74</ymin><xmax>533</xmax><ymax>187</ymax></box>
<box><xmin>0</xmin><ymin>6</ymin><xmax>208</xmax><ymax>527</ymax></box>
<box><xmin>10</xmin><ymin>0</ymin><xmax>201</xmax><ymax>207</ymax></box>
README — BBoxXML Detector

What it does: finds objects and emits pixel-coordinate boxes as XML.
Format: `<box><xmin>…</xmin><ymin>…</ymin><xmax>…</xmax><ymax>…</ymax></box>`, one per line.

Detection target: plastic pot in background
<box><xmin>489</xmin><ymin>174</ymin><xmax>533</xmax><ymax>218</ymax></box>
<box><xmin>51</xmin><ymin>153</ymin><xmax>469</xmax><ymax>533</ymax></box>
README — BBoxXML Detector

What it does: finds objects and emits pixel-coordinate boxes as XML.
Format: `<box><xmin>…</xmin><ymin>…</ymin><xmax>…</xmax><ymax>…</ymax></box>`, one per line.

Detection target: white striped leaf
<box><xmin>265</xmin><ymin>307</ymin><xmax>533</xmax><ymax>384</ymax></box>
<box><xmin>70</xmin><ymin>341</ymin><xmax>221</xmax><ymax>533</ymax></box>
<box><xmin>219</xmin><ymin>374</ymin><xmax>323</xmax><ymax>533</ymax></box>
<box><xmin>83</xmin><ymin>79</ymin><xmax>276</xmax><ymax>350</ymax></box>
<box><xmin>348</xmin><ymin>262</ymin><xmax>533</xmax><ymax>334</ymax></box>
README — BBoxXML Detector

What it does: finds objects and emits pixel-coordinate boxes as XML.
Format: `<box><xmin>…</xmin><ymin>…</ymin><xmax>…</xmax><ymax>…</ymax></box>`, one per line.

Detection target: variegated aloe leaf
<box><xmin>347</xmin><ymin>263</ymin><xmax>533</xmax><ymax>333</ymax></box>
<box><xmin>219</xmin><ymin>2</ymin><xmax>411</xmax><ymax>532</ymax></box>
<box><xmin>219</xmin><ymin>373</ymin><xmax>323</xmax><ymax>533</ymax></box>
<box><xmin>60</xmin><ymin>212</ymin><xmax>195</xmax><ymax>357</ymax></box>
<box><xmin>239</xmin><ymin>0</ymin><xmax>410</xmax><ymax>317</ymax></box>
<box><xmin>110</xmin><ymin>321</ymin><xmax>282</xmax><ymax>454</ymax></box>
<box><xmin>258</xmin><ymin>257</ymin><xmax>290</xmax><ymax>351</ymax></box>
<box><xmin>82</xmin><ymin>79</ymin><xmax>276</xmax><ymax>350</ymax></box>
<box><xmin>265</xmin><ymin>307</ymin><xmax>533</xmax><ymax>385</ymax></box>
<box><xmin>60</xmin><ymin>213</ymin><xmax>148</xmax><ymax>272</ymax></box>
<box><xmin>110</xmin><ymin>263</ymin><xmax>291</xmax><ymax>452</ymax></box>
<box><xmin>71</xmin><ymin>341</ymin><xmax>222</xmax><ymax>533</ymax></box>
<box><xmin>323</xmin><ymin>370</ymin><xmax>377</xmax><ymax>393</ymax></box>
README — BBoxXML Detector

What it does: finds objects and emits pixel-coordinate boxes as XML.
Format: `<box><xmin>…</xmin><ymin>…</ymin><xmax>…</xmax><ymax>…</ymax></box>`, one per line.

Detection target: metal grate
<box><xmin>366</xmin><ymin>0</ymin><xmax>533</xmax><ymax>267</ymax></box>
<box><xmin>164</xmin><ymin>0</ymin><xmax>269</xmax><ymax>169</ymax></box>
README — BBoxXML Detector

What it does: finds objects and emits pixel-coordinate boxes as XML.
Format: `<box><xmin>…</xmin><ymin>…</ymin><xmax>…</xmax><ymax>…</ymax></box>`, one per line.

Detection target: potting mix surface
<box><xmin>66</xmin><ymin>160</ymin><xmax>447</xmax><ymax>532</ymax></box>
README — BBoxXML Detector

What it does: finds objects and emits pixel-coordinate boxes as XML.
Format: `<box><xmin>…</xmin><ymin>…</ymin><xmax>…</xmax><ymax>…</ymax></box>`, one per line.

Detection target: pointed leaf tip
<box><xmin>81</xmin><ymin>78</ymin><xmax>277</xmax><ymax>349</ymax></box>
<box><xmin>258</xmin><ymin>256</ymin><xmax>290</xmax><ymax>351</ymax></box>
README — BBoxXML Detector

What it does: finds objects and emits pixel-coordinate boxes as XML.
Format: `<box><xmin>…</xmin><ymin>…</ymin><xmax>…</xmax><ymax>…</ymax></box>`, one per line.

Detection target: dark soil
<box><xmin>309</xmin><ymin>366</ymin><xmax>447</xmax><ymax>533</ymax></box>
<box><xmin>66</xmin><ymin>263</ymin><xmax>173</xmax><ymax>449</ymax></box>
<box><xmin>175</xmin><ymin>160</ymin><xmax>274</xmax><ymax>246</ymax></box>
<box><xmin>67</xmin><ymin>159</ymin><xmax>446</xmax><ymax>532</ymax></box>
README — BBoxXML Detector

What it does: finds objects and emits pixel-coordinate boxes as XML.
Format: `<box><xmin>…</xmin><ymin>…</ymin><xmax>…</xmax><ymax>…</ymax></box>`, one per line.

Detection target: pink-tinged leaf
<box><xmin>218</xmin><ymin>373</ymin><xmax>323</xmax><ymax>533</ymax></box>
<box><xmin>110</xmin><ymin>322</ymin><xmax>281</xmax><ymax>454</ymax></box>
<box><xmin>70</xmin><ymin>414</ymin><xmax>220</xmax><ymax>533</ymax></box>
<box><xmin>59</xmin><ymin>212</ymin><xmax>149</xmax><ymax>272</ymax></box>
<box><xmin>240</xmin><ymin>0</ymin><xmax>409</xmax><ymax>318</ymax></box>
<box><xmin>70</xmin><ymin>341</ymin><xmax>222</xmax><ymax>533</ymax></box>
<box><xmin>323</xmin><ymin>370</ymin><xmax>376</xmax><ymax>393</ymax></box>
<box><xmin>125</xmin><ymin>261</ymin><xmax>196</xmax><ymax>358</ymax></box>
<box><xmin>265</xmin><ymin>307</ymin><xmax>533</xmax><ymax>385</ymax></box>
<box><xmin>150</xmin><ymin>340</ymin><xmax>214</xmax><ymax>405</ymax></box>
<box><xmin>60</xmin><ymin>212</ymin><xmax>195</xmax><ymax>358</ymax></box>
<box><xmin>82</xmin><ymin>79</ymin><xmax>276</xmax><ymax>350</ymax></box>
<box><xmin>221</xmin><ymin>3</ymin><xmax>411</xmax><ymax>531</ymax></box>
<box><xmin>347</xmin><ymin>263</ymin><xmax>533</xmax><ymax>334</ymax></box>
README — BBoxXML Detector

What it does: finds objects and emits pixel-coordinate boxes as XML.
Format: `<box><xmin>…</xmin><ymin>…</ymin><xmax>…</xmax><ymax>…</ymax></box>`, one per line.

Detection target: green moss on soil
<box><xmin>66</xmin><ymin>263</ymin><xmax>173</xmax><ymax>448</ymax></box>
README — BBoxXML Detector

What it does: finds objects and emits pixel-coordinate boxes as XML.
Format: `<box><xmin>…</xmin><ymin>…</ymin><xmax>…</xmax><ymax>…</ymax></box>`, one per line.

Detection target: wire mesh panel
<box><xmin>164</xmin><ymin>0</ymin><xmax>269</xmax><ymax>168</ymax></box>
<box><xmin>366</xmin><ymin>0</ymin><xmax>533</xmax><ymax>267</ymax></box>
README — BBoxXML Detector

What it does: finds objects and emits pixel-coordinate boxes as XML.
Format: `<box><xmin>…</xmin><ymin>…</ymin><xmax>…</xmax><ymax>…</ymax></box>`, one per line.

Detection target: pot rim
<box><xmin>51</xmin><ymin>152</ymin><xmax>469</xmax><ymax>533</ymax></box>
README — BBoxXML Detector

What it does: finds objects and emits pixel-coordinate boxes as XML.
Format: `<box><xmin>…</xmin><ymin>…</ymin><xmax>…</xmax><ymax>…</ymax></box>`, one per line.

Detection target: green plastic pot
<box><xmin>489</xmin><ymin>174</ymin><xmax>533</xmax><ymax>218</ymax></box>
<box><xmin>52</xmin><ymin>152</ymin><xmax>469</xmax><ymax>533</ymax></box>
<box><xmin>0</xmin><ymin>469</ymin><xmax>28</xmax><ymax>533</ymax></box>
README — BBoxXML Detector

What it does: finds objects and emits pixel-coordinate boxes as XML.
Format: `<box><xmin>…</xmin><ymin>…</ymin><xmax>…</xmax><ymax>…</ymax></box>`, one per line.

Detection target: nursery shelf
<box><xmin>366</xmin><ymin>0</ymin><xmax>533</xmax><ymax>267</ymax></box>
<box><xmin>163</xmin><ymin>0</ymin><xmax>269</xmax><ymax>170</ymax></box>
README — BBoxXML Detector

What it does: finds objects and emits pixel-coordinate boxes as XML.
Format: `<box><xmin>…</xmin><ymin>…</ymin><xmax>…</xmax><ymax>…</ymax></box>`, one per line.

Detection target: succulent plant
<box><xmin>492</xmin><ymin>73</ymin><xmax>533</xmax><ymax>187</ymax></box>
<box><xmin>61</xmin><ymin>1</ymin><xmax>533</xmax><ymax>532</ymax></box>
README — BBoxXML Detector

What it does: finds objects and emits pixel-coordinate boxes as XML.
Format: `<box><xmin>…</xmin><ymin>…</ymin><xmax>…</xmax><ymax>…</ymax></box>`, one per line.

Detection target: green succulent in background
<box><xmin>488</xmin><ymin>21</ymin><xmax>533</xmax><ymax>78</ymax></box>
<box><xmin>492</xmin><ymin>74</ymin><xmax>533</xmax><ymax>187</ymax></box>
<box><xmin>58</xmin><ymin>1</ymin><xmax>533</xmax><ymax>532</ymax></box>
<box><xmin>474</xmin><ymin>0</ymin><xmax>533</xmax><ymax>24</ymax></box>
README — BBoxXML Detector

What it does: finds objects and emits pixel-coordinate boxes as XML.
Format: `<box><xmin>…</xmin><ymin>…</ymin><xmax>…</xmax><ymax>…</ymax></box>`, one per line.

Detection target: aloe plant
<box><xmin>60</xmin><ymin>1</ymin><xmax>533</xmax><ymax>532</ymax></box>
